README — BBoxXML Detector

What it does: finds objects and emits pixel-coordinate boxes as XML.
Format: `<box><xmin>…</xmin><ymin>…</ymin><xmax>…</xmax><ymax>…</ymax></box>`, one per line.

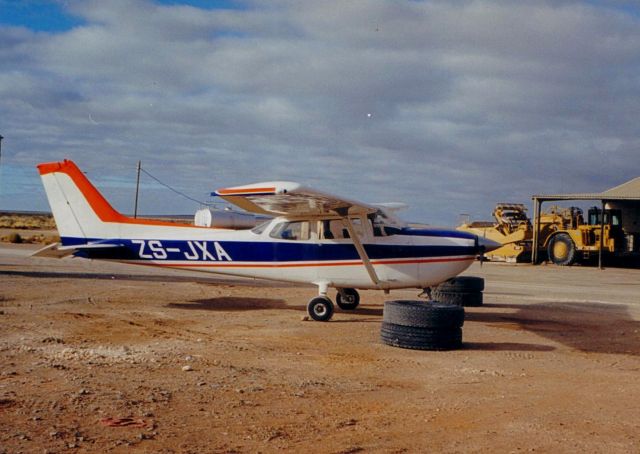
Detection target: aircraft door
<box><xmin>372</xmin><ymin>222</ymin><xmax>419</xmax><ymax>287</ymax></box>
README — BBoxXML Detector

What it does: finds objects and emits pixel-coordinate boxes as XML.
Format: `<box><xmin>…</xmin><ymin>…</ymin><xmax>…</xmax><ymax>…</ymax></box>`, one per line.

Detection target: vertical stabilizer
<box><xmin>37</xmin><ymin>160</ymin><xmax>124</xmax><ymax>242</ymax></box>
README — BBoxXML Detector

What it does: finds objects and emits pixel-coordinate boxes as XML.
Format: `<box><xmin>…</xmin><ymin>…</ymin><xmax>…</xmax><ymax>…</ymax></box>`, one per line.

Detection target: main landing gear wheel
<box><xmin>336</xmin><ymin>288</ymin><xmax>360</xmax><ymax>310</ymax></box>
<box><xmin>307</xmin><ymin>296</ymin><xmax>334</xmax><ymax>322</ymax></box>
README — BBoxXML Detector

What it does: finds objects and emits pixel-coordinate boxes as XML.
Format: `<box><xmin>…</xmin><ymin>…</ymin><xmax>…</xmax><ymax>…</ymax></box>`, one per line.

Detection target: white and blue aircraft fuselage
<box><xmin>35</xmin><ymin>160</ymin><xmax>498</xmax><ymax>321</ymax></box>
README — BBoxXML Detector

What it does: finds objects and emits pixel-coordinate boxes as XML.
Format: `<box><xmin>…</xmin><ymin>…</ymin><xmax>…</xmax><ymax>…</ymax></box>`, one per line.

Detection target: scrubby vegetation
<box><xmin>0</xmin><ymin>212</ymin><xmax>59</xmax><ymax>244</ymax></box>
<box><xmin>0</xmin><ymin>213</ymin><xmax>56</xmax><ymax>230</ymax></box>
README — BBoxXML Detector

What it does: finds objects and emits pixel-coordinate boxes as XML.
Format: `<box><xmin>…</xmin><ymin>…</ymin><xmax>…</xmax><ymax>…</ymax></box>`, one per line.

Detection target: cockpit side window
<box><xmin>369</xmin><ymin>211</ymin><xmax>400</xmax><ymax>237</ymax></box>
<box><xmin>350</xmin><ymin>218</ymin><xmax>364</xmax><ymax>237</ymax></box>
<box><xmin>370</xmin><ymin>213</ymin><xmax>387</xmax><ymax>237</ymax></box>
<box><xmin>320</xmin><ymin>218</ymin><xmax>369</xmax><ymax>239</ymax></box>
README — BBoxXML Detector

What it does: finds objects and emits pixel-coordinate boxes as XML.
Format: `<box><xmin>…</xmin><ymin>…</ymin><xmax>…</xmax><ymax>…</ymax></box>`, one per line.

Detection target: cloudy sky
<box><xmin>1</xmin><ymin>0</ymin><xmax>639</xmax><ymax>225</ymax></box>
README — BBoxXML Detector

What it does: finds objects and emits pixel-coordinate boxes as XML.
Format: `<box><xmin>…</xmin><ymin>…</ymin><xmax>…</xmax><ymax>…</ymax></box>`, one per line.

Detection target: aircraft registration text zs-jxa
<box><xmin>132</xmin><ymin>240</ymin><xmax>233</xmax><ymax>261</ymax></box>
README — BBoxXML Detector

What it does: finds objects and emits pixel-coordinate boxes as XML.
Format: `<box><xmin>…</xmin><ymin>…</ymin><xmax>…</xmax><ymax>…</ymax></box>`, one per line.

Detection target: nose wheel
<box><xmin>307</xmin><ymin>296</ymin><xmax>334</xmax><ymax>322</ymax></box>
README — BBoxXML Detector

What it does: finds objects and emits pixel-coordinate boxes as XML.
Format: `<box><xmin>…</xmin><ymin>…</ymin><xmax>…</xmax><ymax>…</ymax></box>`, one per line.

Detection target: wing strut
<box><xmin>339</xmin><ymin>215</ymin><xmax>381</xmax><ymax>288</ymax></box>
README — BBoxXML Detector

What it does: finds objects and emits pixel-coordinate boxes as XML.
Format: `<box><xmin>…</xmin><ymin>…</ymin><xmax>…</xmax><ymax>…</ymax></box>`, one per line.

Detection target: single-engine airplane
<box><xmin>34</xmin><ymin>159</ymin><xmax>499</xmax><ymax>321</ymax></box>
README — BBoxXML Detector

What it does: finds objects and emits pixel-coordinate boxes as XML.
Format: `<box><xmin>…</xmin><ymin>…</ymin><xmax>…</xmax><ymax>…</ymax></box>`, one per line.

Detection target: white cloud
<box><xmin>1</xmin><ymin>0</ymin><xmax>640</xmax><ymax>224</ymax></box>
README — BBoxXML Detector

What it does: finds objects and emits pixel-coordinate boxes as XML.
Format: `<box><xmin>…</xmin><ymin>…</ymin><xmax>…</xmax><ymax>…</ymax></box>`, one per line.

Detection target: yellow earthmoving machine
<box><xmin>539</xmin><ymin>206</ymin><xmax>626</xmax><ymax>265</ymax></box>
<box><xmin>459</xmin><ymin>204</ymin><xmax>630</xmax><ymax>265</ymax></box>
<box><xmin>457</xmin><ymin>203</ymin><xmax>532</xmax><ymax>262</ymax></box>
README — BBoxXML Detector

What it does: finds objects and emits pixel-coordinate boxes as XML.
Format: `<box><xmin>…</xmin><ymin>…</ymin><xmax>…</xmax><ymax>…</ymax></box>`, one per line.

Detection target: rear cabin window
<box><xmin>251</xmin><ymin>220</ymin><xmax>270</xmax><ymax>235</ymax></box>
<box><xmin>269</xmin><ymin>221</ymin><xmax>317</xmax><ymax>240</ymax></box>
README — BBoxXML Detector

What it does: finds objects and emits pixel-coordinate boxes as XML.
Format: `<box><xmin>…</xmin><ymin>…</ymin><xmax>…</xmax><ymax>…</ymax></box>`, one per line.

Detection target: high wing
<box><xmin>214</xmin><ymin>181</ymin><xmax>379</xmax><ymax>218</ymax></box>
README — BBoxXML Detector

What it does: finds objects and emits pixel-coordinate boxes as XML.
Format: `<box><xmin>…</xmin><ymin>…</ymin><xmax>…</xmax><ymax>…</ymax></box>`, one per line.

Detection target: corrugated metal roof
<box><xmin>533</xmin><ymin>177</ymin><xmax>640</xmax><ymax>201</ymax></box>
<box><xmin>602</xmin><ymin>176</ymin><xmax>640</xmax><ymax>199</ymax></box>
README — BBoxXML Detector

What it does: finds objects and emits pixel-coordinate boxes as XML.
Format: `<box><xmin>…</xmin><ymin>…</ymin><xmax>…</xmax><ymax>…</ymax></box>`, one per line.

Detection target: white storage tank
<box><xmin>194</xmin><ymin>207</ymin><xmax>267</xmax><ymax>229</ymax></box>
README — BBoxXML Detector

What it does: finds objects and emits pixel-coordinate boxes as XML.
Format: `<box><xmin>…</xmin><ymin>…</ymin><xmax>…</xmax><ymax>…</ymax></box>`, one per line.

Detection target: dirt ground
<box><xmin>1</xmin><ymin>242</ymin><xmax>640</xmax><ymax>453</ymax></box>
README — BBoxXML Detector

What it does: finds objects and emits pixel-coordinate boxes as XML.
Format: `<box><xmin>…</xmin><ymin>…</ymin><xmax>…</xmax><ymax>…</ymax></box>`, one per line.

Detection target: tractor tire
<box><xmin>431</xmin><ymin>290</ymin><xmax>483</xmax><ymax>307</ymax></box>
<box><xmin>380</xmin><ymin>322</ymin><xmax>462</xmax><ymax>351</ymax></box>
<box><xmin>547</xmin><ymin>233</ymin><xmax>577</xmax><ymax>266</ymax></box>
<box><xmin>436</xmin><ymin>276</ymin><xmax>484</xmax><ymax>293</ymax></box>
<box><xmin>382</xmin><ymin>300</ymin><xmax>464</xmax><ymax>329</ymax></box>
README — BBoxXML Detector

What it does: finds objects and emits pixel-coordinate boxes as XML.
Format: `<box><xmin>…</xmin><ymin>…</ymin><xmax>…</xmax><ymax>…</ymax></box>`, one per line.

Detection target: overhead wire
<box><xmin>139</xmin><ymin>166</ymin><xmax>207</xmax><ymax>205</ymax></box>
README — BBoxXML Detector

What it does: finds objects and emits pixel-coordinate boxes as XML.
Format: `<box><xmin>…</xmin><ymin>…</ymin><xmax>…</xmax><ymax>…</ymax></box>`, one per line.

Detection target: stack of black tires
<box><xmin>381</xmin><ymin>300</ymin><xmax>465</xmax><ymax>350</ymax></box>
<box><xmin>432</xmin><ymin>276</ymin><xmax>484</xmax><ymax>307</ymax></box>
<box><xmin>380</xmin><ymin>277</ymin><xmax>485</xmax><ymax>350</ymax></box>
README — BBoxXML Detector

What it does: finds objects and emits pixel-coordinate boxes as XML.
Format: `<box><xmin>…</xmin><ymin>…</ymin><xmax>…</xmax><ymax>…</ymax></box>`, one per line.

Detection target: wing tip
<box><xmin>214</xmin><ymin>181</ymin><xmax>302</xmax><ymax>197</ymax></box>
<box><xmin>215</xmin><ymin>186</ymin><xmax>277</xmax><ymax>197</ymax></box>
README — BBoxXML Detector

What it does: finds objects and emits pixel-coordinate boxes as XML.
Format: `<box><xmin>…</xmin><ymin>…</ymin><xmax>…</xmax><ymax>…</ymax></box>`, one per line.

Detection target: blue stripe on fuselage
<box><xmin>61</xmin><ymin>236</ymin><xmax>477</xmax><ymax>262</ymax></box>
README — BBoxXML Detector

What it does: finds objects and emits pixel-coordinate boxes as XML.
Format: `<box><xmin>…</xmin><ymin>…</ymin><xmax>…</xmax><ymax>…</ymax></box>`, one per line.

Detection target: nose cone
<box><xmin>477</xmin><ymin>236</ymin><xmax>502</xmax><ymax>253</ymax></box>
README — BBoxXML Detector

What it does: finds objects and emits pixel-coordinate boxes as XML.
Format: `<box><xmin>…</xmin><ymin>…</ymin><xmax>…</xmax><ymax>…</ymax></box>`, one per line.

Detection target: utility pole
<box><xmin>134</xmin><ymin>160</ymin><xmax>141</xmax><ymax>218</ymax></box>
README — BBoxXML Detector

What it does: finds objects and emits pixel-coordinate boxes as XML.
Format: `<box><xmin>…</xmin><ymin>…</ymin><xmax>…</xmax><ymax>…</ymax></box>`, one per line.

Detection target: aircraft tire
<box><xmin>436</xmin><ymin>276</ymin><xmax>484</xmax><ymax>293</ymax></box>
<box><xmin>431</xmin><ymin>291</ymin><xmax>483</xmax><ymax>307</ymax></box>
<box><xmin>380</xmin><ymin>322</ymin><xmax>462</xmax><ymax>350</ymax></box>
<box><xmin>383</xmin><ymin>300</ymin><xmax>464</xmax><ymax>329</ymax></box>
<box><xmin>336</xmin><ymin>288</ymin><xmax>360</xmax><ymax>310</ymax></box>
<box><xmin>307</xmin><ymin>296</ymin><xmax>334</xmax><ymax>322</ymax></box>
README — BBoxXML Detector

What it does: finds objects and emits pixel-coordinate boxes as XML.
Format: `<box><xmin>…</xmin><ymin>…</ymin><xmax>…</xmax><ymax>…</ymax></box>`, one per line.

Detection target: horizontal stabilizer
<box><xmin>31</xmin><ymin>241</ymin><xmax>124</xmax><ymax>258</ymax></box>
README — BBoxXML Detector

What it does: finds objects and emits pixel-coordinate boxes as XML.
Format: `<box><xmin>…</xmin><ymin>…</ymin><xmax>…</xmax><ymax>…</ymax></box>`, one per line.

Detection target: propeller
<box><xmin>476</xmin><ymin>236</ymin><xmax>501</xmax><ymax>266</ymax></box>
